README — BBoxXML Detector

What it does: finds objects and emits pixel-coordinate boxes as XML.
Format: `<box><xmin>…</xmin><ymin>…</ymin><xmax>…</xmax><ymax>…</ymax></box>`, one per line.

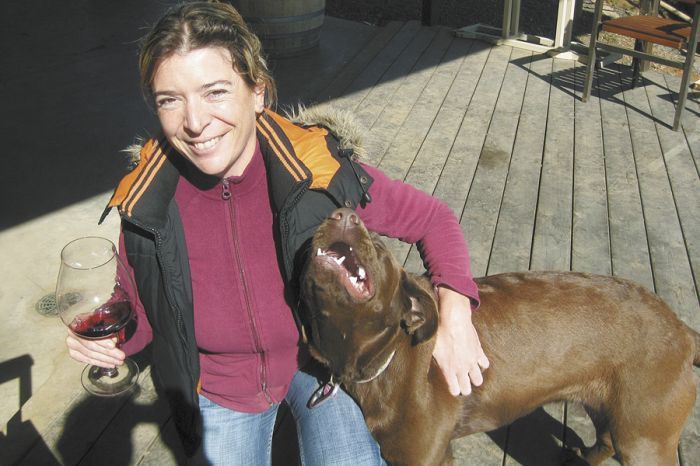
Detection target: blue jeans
<box><xmin>197</xmin><ymin>370</ymin><xmax>385</xmax><ymax>466</ymax></box>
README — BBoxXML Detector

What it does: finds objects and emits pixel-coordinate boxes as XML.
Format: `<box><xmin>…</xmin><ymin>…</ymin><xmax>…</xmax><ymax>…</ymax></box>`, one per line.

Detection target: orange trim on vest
<box><xmin>257</xmin><ymin>118</ymin><xmax>304</xmax><ymax>183</ymax></box>
<box><xmin>108</xmin><ymin>138</ymin><xmax>168</xmax><ymax>217</ymax></box>
<box><xmin>110</xmin><ymin>111</ymin><xmax>344</xmax><ymax>218</ymax></box>
<box><xmin>262</xmin><ymin>110</ymin><xmax>340</xmax><ymax>190</ymax></box>
<box><xmin>125</xmin><ymin>149</ymin><xmax>167</xmax><ymax>217</ymax></box>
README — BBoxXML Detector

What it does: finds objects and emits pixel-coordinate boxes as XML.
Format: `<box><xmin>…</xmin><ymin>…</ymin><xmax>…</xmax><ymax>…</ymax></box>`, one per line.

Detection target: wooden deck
<box><xmin>6</xmin><ymin>19</ymin><xmax>699</xmax><ymax>465</ymax></box>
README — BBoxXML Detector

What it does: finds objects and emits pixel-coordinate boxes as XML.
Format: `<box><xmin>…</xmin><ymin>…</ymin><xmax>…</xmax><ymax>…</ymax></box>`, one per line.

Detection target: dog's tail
<box><xmin>689</xmin><ymin>325</ymin><xmax>700</xmax><ymax>366</ymax></box>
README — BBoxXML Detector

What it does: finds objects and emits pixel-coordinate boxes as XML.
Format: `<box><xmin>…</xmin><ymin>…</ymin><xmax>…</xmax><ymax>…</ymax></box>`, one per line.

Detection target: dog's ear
<box><xmin>399</xmin><ymin>272</ymin><xmax>439</xmax><ymax>345</ymax></box>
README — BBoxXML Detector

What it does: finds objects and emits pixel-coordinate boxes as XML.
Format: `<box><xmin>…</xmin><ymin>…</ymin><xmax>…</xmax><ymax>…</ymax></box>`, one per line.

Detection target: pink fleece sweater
<box><xmin>122</xmin><ymin>142</ymin><xmax>478</xmax><ymax>412</ymax></box>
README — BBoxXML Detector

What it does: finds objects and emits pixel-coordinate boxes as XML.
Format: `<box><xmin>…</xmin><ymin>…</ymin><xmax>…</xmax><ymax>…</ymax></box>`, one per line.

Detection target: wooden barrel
<box><xmin>231</xmin><ymin>0</ymin><xmax>325</xmax><ymax>57</ymax></box>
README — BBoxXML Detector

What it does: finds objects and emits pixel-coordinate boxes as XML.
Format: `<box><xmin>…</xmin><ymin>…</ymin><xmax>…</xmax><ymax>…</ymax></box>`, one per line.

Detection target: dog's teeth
<box><xmin>317</xmin><ymin>248</ymin><xmax>324</xmax><ymax>256</ymax></box>
<box><xmin>349</xmin><ymin>276</ymin><xmax>358</xmax><ymax>286</ymax></box>
<box><xmin>358</xmin><ymin>267</ymin><xmax>366</xmax><ymax>280</ymax></box>
<box><xmin>336</xmin><ymin>256</ymin><xmax>346</xmax><ymax>265</ymax></box>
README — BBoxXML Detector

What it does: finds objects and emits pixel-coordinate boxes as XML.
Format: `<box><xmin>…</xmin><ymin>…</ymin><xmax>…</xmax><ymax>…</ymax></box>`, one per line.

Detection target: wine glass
<box><xmin>56</xmin><ymin>236</ymin><xmax>139</xmax><ymax>396</ymax></box>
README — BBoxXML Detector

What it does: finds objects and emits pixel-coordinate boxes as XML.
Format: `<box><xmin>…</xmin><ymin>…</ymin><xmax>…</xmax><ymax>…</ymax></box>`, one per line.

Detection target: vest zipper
<box><xmin>280</xmin><ymin>182</ymin><xmax>311</xmax><ymax>281</ymax></box>
<box><xmin>154</xmin><ymin>231</ymin><xmax>189</xmax><ymax>350</ymax></box>
<box><xmin>222</xmin><ymin>179</ymin><xmax>273</xmax><ymax>406</ymax></box>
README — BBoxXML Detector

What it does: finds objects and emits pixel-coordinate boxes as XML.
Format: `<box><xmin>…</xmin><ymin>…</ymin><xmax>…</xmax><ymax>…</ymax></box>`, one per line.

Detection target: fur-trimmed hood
<box><xmin>284</xmin><ymin>104</ymin><xmax>368</xmax><ymax>160</ymax></box>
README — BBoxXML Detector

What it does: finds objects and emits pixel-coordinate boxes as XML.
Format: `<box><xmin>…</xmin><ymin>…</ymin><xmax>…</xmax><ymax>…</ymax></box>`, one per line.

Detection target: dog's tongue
<box><xmin>327</xmin><ymin>242</ymin><xmax>359</xmax><ymax>274</ymax></box>
<box><xmin>316</xmin><ymin>241</ymin><xmax>372</xmax><ymax>300</ymax></box>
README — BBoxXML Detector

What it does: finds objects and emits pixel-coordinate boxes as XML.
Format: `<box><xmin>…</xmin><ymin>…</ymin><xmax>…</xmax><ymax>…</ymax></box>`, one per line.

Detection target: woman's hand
<box><xmin>66</xmin><ymin>332</ymin><xmax>125</xmax><ymax>369</ymax></box>
<box><xmin>432</xmin><ymin>287</ymin><xmax>489</xmax><ymax>396</ymax></box>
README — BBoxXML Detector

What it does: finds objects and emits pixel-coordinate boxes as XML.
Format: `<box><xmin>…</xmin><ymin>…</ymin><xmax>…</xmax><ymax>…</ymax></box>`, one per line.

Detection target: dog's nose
<box><xmin>330</xmin><ymin>208</ymin><xmax>360</xmax><ymax>227</ymax></box>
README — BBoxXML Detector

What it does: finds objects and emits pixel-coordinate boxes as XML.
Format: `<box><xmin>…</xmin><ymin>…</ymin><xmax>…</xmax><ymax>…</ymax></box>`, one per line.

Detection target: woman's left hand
<box><xmin>432</xmin><ymin>287</ymin><xmax>489</xmax><ymax>396</ymax></box>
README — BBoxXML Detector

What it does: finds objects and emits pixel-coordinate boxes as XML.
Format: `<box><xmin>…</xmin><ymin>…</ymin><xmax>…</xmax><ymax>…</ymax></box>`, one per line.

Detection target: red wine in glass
<box><xmin>56</xmin><ymin>237</ymin><xmax>139</xmax><ymax>396</ymax></box>
<box><xmin>69</xmin><ymin>301</ymin><xmax>132</xmax><ymax>339</ymax></box>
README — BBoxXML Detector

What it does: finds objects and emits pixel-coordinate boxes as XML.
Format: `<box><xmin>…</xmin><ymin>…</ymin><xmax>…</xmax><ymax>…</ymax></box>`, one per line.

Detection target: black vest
<box><xmin>101</xmin><ymin>110</ymin><xmax>373</xmax><ymax>455</ymax></box>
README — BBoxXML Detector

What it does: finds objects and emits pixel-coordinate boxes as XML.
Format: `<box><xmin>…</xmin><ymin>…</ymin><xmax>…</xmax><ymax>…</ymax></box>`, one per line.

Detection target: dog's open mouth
<box><xmin>315</xmin><ymin>242</ymin><xmax>374</xmax><ymax>301</ymax></box>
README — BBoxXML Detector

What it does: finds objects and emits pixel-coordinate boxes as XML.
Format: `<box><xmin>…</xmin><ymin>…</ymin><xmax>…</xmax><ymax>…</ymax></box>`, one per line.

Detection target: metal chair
<box><xmin>582</xmin><ymin>0</ymin><xmax>700</xmax><ymax>130</ymax></box>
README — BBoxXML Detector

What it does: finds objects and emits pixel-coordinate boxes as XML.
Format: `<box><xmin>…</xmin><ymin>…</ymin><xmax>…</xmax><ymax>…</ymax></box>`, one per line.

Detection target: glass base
<box><xmin>81</xmin><ymin>358</ymin><xmax>139</xmax><ymax>397</ymax></box>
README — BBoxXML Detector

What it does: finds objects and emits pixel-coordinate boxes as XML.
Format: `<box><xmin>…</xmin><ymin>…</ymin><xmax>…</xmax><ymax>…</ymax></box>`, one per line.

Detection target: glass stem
<box><xmin>100</xmin><ymin>327</ymin><xmax>126</xmax><ymax>378</ymax></box>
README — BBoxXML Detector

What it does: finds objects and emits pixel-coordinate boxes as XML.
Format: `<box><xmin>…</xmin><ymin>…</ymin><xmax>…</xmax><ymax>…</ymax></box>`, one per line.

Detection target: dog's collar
<box><xmin>354</xmin><ymin>350</ymin><xmax>396</xmax><ymax>384</ymax></box>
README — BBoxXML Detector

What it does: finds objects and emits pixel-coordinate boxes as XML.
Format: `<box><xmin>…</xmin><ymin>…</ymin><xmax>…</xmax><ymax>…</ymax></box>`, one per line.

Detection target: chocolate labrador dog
<box><xmin>300</xmin><ymin>208</ymin><xmax>700</xmax><ymax>466</ymax></box>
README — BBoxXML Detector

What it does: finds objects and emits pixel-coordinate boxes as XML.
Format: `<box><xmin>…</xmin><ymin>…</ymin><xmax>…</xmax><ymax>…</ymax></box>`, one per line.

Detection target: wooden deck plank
<box><xmin>368</xmin><ymin>34</ymin><xmax>477</xmax><ymax>269</ymax></box>
<box><xmin>352</xmin><ymin>26</ymin><xmax>439</xmax><ymax>132</ymax></box>
<box><xmin>366</xmin><ymin>27</ymin><xmax>455</xmax><ymax>168</ymax></box>
<box><xmin>448</xmin><ymin>43</ymin><xmax>521</xmax><ymax>279</ymax></box>
<box><xmin>416</xmin><ymin>40</ymin><xmax>497</xmax><ymax>282</ymax></box>
<box><xmin>486</xmin><ymin>52</ymin><xmax>548</xmax><ymax>276</ymax></box>
<box><xmin>624</xmin><ymin>75</ymin><xmax>699</xmax><ymax>323</ymax></box>
<box><xmin>400</xmin><ymin>38</ymin><xmax>481</xmax><ymax>196</ymax></box>
<box><xmin>458</xmin><ymin>46</ymin><xmax>531</xmax><ymax>278</ymax></box>
<box><xmin>571</xmin><ymin>63</ymin><xmax>612</xmax><ymax>276</ymax></box>
<box><xmin>274</xmin><ymin>17</ymin><xmax>378</xmax><ymax>105</ymax></box>
<box><xmin>598</xmin><ymin>66</ymin><xmax>654</xmax><ymax>290</ymax></box>
<box><xmin>503</xmin><ymin>407</ymin><xmax>567</xmax><ymax>466</ymax></box>
<box><xmin>316</xmin><ymin>21</ymin><xmax>405</xmax><ymax>103</ymax></box>
<box><xmin>529</xmin><ymin>58</ymin><xmax>575</xmax><ymax>273</ymax></box>
<box><xmin>401</xmin><ymin>38</ymin><xmax>486</xmax><ymax>274</ymax></box>
<box><xmin>426</xmin><ymin>41</ymin><xmax>492</xmax><ymax>215</ymax></box>
<box><xmin>488</xmin><ymin>52</ymin><xmax>552</xmax><ymax>274</ymax></box>
<box><xmin>18</xmin><ymin>394</ymin><xmax>118</xmax><ymax>465</ymax></box>
<box><xmin>649</xmin><ymin>74</ymin><xmax>700</xmax><ymax>310</ymax></box>
<box><xmin>328</xmin><ymin>21</ymin><xmax>422</xmax><ymax>113</ymax></box>
<box><xmin>359</xmin><ymin>28</ymin><xmax>455</xmax><ymax>265</ymax></box>
<box><xmin>381</xmin><ymin>38</ymin><xmax>491</xmax><ymax>269</ymax></box>
<box><xmin>1</xmin><ymin>357</ymin><xmax>85</xmax><ymax>465</ymax></box>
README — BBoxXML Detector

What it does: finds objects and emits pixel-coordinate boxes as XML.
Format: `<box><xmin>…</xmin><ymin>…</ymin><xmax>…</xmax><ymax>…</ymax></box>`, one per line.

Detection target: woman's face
<box><xmin>152</xmin><ymin>47</ymin><xmax>265</xmax><ymax>179</ymax></box>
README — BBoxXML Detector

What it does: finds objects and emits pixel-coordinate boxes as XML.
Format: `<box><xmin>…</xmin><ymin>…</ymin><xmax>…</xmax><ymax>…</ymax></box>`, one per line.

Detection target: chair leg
<box><xmin>582</xmin><ymin>41</ymin><xmax>597</xmax><ymax>101</ymax></box>
<box><xmin>583</xmin><ymin>0</ymin><xmax>606</xmax><ymax>102</ymax></box>
<box><xmin>672</xmin><ymin>4</ymin><xmax>700</xmax><ymax>131</ymax></box>
<box><xmin>673</xmin><ymin>61</ymin><xmax>694</xmax><ymax>131</ymax></box>
<box><xmin>630</xmin><ymin>40</ymin><xmax>643</xmax><ymax>89</ymax></box>
<box><xmin>631</xmin><ymin>58</ymin><xmax>640</xmax><ymax>89</ymax></box>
